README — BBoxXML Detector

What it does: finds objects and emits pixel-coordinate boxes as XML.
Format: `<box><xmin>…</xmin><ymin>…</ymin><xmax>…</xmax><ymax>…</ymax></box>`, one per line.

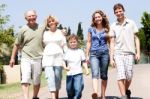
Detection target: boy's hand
<box><xmin>85</xmin><ymin>69</ymin><xmax>90</xmax><ymax>75</ymax></box>
<box><xmin>64</xmin><ymin>66</ymin><xmax>71</xmax><ymax>71</ymax></box>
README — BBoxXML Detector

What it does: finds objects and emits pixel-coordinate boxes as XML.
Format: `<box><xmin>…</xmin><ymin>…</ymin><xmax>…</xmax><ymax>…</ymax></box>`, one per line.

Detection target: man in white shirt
<box><xmin>110</xmin><ymin>3</ymin><xmax>140</xmax><ymax>99</ymax></box>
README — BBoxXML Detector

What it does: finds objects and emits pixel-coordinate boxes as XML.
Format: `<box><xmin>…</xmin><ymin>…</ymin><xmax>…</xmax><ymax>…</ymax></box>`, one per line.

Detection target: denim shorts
<box><xmin>90</xmin><ymin>50</ymin><xmax>109</xmax><ymax>80</ymax></box>
<box><xmin>44</xmin><ymin>66</ymin><xmax>63</xmax><ymax>91</ymax></box>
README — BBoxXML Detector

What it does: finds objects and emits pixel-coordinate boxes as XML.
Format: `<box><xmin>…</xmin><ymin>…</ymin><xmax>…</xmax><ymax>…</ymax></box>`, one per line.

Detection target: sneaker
<box><xmin>126</xmin><ymin>90</ymin><xmax>131</xmax><ymax>99</ymax></box>
<box><xmin>92</xmin><ymin>93</ymin><xmax>98</xmax><ymax>99</ymax></box>
<box><xmin>120</xmin><ymin>95</ymin><xmax>127</xmax><ymax>99</ymax></box>
<box><xmin>32</xmin><ymin>97</ymin><xmax>39</xmax><ymax>99</ymax></box>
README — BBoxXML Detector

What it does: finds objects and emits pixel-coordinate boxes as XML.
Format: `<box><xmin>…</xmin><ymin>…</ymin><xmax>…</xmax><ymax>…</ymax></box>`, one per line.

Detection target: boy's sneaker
<box><xmin>120</xmin><ymin>95</ymin><xmax>128</xmax><ymax>99</ymax></box>
<box><xmin>126</xmin><ymin>90</ymin><xmax>131</xmax><ymax>99</ymax></box>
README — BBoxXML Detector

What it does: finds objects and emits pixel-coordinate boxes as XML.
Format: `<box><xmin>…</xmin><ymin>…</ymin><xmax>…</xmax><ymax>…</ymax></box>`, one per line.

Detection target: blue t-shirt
<box><xmin>88</xmin><ymin>27</ymin><xmax>108</xmax><ymax>52</ymax></box>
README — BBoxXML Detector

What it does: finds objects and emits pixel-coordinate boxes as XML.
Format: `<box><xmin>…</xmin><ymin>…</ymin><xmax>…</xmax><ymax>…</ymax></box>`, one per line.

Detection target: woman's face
<box><xmin>94</xmin><ymin>13</ymin><xmax>103</xmax><ymax>25</ymax></box>
<box><xmin>47</xmin><ymin>19</ymin><xmax>57</xmax><ymax>28</ymax></box>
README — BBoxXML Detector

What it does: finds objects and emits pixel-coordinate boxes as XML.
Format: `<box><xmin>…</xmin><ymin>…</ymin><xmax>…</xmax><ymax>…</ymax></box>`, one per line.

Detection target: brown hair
<box><xmin>68</xmin><ymin>34</ymin><xmax>78</xmax><ymax>42</ymax></box>
<box><xmin>113</xmin><ymin>3</ymin><xmax>125</xmax><ymax>13</ymax></box>
<box><xmin>91</xmin><ymin>10</ymin><xmax>110</xmax><ymax>33</ymax></box>
<box><xmin>67</xmin><ymin>34</ymin><xmax>79</xmax><ymax>48</ymax></box>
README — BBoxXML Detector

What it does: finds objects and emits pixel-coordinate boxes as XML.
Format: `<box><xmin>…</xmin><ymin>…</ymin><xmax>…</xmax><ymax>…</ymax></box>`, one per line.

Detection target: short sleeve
<box><xmin>88</xmin><ymin>27</ymin><xmax>92</xmax><ymax>33</ymax></box>
<box><xmin>132</xmin><ymin>20</ymin><xmax>138</xmax><ymax>34</ymax></box>
<box><xmin>80</xmin><ymin>49</ymin><xmax>86</xmax><ymax>61</ymax></box>
<box><xmin>15</xmin><ymin>28</ymin><xmax>24</xmax><ymax>45</ymax></box>
<box><xmin>109</xmin><ymin>25</ymin><xmax>116</xmax><ymax>37</ymax></box>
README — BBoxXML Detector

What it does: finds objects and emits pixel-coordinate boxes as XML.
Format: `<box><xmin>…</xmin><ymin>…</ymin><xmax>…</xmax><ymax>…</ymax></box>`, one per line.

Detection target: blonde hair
<box><xmin>47</xmin><ymin>15</ymin><xmax>59</xmax><ymax>27</ymax></box>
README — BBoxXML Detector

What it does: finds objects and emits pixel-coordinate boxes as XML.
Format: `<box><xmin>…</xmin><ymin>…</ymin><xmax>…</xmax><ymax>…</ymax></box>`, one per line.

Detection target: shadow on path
<box><xmin>100</xmin><ymin>96</ymin><xmax>143</xmax><ymax>99</ymax></box>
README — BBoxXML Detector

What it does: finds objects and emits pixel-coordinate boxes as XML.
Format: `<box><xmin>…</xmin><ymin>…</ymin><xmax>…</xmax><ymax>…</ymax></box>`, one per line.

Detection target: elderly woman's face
<box><xmin>47</xmin><ymin>18</ymin><xmax>57</xmax><ymax>28</ymax></box>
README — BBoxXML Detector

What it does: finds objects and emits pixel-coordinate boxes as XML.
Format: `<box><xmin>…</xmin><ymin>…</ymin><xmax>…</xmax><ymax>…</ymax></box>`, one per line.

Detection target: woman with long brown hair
<box><xmin>86</xmin><ymin>10</ymin><xmax>110</xmax><ymax>99</ymax></box>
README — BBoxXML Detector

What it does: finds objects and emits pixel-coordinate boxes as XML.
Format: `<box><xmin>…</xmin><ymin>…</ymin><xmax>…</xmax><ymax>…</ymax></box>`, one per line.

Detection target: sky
<box><xmin>1</xmin><ymin>0</ymin><xmax>150</xmax><ymax>39</ymax></box>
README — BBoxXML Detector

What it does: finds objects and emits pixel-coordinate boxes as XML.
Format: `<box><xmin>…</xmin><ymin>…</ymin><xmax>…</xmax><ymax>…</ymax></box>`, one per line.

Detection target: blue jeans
<box><xmin>44</xmin><ymin>66</ymin><xmax>62</xmax><ymax>91</ymax></box>
<box><xmin>66</xmin><ymin>73</ymin><xmax>84</xmax><ymax>99</ymax></box>
<box><xmin>90</xmin><ymin>50</ymin><xmax>109</xmax><ymax>80</ymax></box>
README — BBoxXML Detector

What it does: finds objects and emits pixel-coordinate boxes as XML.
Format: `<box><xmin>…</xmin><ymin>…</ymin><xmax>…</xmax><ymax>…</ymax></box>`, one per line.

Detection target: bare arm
<box><xmin>82</xmin><ymin>62</ymin><xmax>89</xmax><ymax>75</ymax></box>
<box><xmin>110</xmin><ymin>37</ymin><xmax>116</xmax><ymax>68</ymax></box>
<box><xmin>9</xmin><ymin>44</ymin><xmax>19</xmax><ymax>68</ymax></box>
<box><xmin>134</xmin><ymin>34</ymin><xmax>140</xmax><ymax>61</ymax></box>
<box><xmin>86</xmin><ymin>32</ymin><xmax>91</xmax><ymax>62</ymax></box>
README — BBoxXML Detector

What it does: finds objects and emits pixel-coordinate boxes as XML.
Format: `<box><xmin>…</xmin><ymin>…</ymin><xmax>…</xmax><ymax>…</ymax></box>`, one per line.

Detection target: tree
<box><xmin>0</xmin><ymin>4</ymin><xmax>15</xmax><ymax>65</ymax></box>
<box><xmin>77</xmin><ymin>22</ymin><xmax>83</xmax><ymax>40</ymax></box>
<box><xmin>76</xmin><ymin>22</ymin><xmax>85</xmax><ymax>48</ymax></box>
<box><xmin>67</xmin><ymin>27</ymin><xmax>71</xmax><ymax>36</ymax></box>
<box><xmin>57</xmin><ymin>24</ymin><xmax>63</xmax><ymax>29</ymax></box>
<box><xmin>138</xmin><ymin>29</ymin><xmax>146</xmax><ymax>50</ymax></box>
<box><xmin>140</xmin><ymin>11</ymin><xmax>150</xmax><ymax>51</ymax></box>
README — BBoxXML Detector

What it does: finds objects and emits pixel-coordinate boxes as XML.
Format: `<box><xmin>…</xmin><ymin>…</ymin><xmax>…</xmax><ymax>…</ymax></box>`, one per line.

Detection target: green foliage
<box><xmin>67</xmin><ymin>27</ymin><xmax>71</xmax><ymax>36</ymax></box>
<box><xmin>140</xmin><ymin>11</ymin><xmax>150</xmax><ymax>50</ymax></box>
<box><xmin>77</xmin><ymin>22</ymin><xmax>83</xmax><ymax>40</ymax></box>
<box><xmin>0</xmin><ymin>4</ymin><xmax>15</xmax><ymax>66</ymax></box>
<box><xmin>57</xmin><ymin>24</ymin><xmax>63</xmax><ymax>29</ymax></box>
<box><xmin>76</xmin><ymin>22</ymin><xmax>85</xmax><ymax>48</ymax></box>
<box><xmin>138</xmin><ymin>29</ymin><xmax>146</xmax><ymax>50</ymax></box>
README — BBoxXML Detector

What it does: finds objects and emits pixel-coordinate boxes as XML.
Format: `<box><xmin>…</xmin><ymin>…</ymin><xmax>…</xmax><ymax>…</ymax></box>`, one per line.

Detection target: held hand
<box><xmin>85</xmin><ymin>69</ymin><xmax>90</xmax><ymax>75</ymax></box>
<box><xmin>110</xmin><ymin>59</ymin><xmax>116</xmax><ymax>68</ymax></box>
<box><xmin>86</xmin><ymin>56</ymin><xmax>90</xmax><ymax>64</ymax></box>
<box><xmin>65</xmin><ymin>66</ymin><xmax>71</xmax><ymax>71</ymax></box>
<box><xmin>9</xmin><ymin>59</ymin><xmax>15</xmax><ymax>68</ymax></box>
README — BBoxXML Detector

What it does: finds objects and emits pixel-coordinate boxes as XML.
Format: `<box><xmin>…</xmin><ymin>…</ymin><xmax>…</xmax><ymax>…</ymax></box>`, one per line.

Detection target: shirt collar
<box><xmin>115</xmin><ymin>18</ymin><xmax>129</xmax><ymax>26</ymax></box>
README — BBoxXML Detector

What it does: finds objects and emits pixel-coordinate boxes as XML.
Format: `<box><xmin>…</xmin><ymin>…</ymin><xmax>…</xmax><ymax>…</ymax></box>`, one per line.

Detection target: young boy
<box><xmin>63</xmin><ymin>34</ymin><xmax>89</xmax><ymax>99</ymax></box>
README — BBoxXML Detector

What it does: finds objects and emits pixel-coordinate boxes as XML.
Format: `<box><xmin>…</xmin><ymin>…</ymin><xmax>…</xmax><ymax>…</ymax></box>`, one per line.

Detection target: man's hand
<box><xmin>9</xmin><ymin>58</ymin><xmax>15</xmax><ymax>68</ymax></box>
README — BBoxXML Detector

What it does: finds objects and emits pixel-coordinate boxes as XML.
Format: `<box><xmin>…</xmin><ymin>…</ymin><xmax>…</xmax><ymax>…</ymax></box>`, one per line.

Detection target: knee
<box><xmin>101</xmin><ymin>74</ymin><xmax>108</xmax><ymax>80</ymax></box>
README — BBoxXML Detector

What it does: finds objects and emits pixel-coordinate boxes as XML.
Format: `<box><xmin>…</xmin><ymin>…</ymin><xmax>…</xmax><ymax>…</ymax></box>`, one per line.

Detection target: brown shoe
<box><xmin>92</xmin><ymin>93</ymin><xmax>98</xmax><ymax>99</ymax></box>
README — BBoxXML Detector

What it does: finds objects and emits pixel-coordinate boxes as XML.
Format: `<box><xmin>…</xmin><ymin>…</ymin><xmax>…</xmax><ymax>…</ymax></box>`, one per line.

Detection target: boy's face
<box><xmin>69</xmin><ymin>38</ymin><xmax>78</xmax><ymax>49</ymax></box>
<box><xmin>114</xmin><ymin>7</ymin><xmax>124</xmax><ymax>20</ymax></box>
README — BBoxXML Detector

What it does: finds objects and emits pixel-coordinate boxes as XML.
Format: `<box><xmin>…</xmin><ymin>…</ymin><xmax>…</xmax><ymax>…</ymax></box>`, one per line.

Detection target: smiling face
<box><xmin>69</xmin><ymin>38</ymin><xmax>78</xmax><ymax>49</ymax></box>
<box><xmin>25</xmin><ymin>10</ymin><xmax>37</xmax><ymax>26</ymax></box>
<box><xmin>47</xmin><ymin>16</ymin><xmax>59</xmax><ymax>30</ymax></box>
<box><xmin>94</xmin><ymin>13</ymin><xmax>103</xmax><ymax>25</ymax></box>
<box><xmin>68</xmin><ymin>35</ymin><xmax>78</xmax><ymax>49</ymax></box>
<box><xmin>114</xmin><ymin>7</ymin><xmax>125</xmax><ymax>21</ymax></box>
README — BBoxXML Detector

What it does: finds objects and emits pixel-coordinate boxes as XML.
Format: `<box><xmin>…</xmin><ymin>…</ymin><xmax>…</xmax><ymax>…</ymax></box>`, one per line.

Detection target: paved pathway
<box><xmin>13</xmin><ymin>64</ymin><xmax>150</xmax><ymax>99</ymax></box>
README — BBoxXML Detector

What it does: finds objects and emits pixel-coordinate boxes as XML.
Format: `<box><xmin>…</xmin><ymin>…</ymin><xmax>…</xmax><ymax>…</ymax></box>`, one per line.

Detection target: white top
<box><xmin>109</xmin><ymin>18</ymin><xmax>138</xmax><ymax>54</ymax></box>
<box><xmin>64</xmin><ymin>48</ymin><xmax>86</xmax><ymax>75</ymax></box>
<box><xmin>43</xmin><ymin>29</ymin><xmax>66</xmax><ymax>55</ymax></box>
<box><xmin>42</xmin><ymin>29</ymin><xmax>67</xmax><ymax>67</ymax></box>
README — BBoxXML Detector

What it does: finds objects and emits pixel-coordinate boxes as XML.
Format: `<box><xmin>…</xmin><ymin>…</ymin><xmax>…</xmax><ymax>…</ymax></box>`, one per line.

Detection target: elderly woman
<box><xmin>42</xmin><ymin>15</ymin><xmax>67</xmax><ymax>99</ymax></box>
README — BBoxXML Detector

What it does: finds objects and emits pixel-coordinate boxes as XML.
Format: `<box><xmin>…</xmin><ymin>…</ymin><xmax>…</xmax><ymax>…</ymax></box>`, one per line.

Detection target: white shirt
<box><xmin>42</xmin><ymin>29</ymin><xmax>67</xmax><ymax>67</ymax></box>
<box><xmin>43</xmin><ymin>29</ymin><xmax>66</xmax><ymax>55</ymax></box>
<box><xmin>109</xmin><ymin>18</ymin><xmax>138</xmax><ymax>54</ymax></box>
<box><xmin>64</xmin><ymin>48</ymin><xmax>86</xmax><ymax>75</ymax></box>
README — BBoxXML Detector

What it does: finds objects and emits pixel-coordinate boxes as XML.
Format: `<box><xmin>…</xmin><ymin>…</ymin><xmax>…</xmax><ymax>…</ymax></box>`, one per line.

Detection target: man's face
<box><xmin>25</xmin><ymin>11</ymin><xmax>37</xmax><ymax>25</ymax></box>
<box><xmin>114</xmin><ymin>7</ymin><xmax>124</xmax><ymax>20</ymax></box>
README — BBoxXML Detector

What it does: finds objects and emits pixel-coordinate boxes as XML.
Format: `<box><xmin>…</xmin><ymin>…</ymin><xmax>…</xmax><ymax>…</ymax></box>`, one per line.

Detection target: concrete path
<box><xmin>15</xmin><ymin>64</ymin><xmax>150</xmax><ymax>99</ymax></box>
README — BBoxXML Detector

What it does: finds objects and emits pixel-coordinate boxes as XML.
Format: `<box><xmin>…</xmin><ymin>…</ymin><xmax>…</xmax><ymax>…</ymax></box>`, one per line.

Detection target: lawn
<box><xmin>0</xmin><ymin>70</ymin><xmax>67</xmax><ymax>96</ymax></box>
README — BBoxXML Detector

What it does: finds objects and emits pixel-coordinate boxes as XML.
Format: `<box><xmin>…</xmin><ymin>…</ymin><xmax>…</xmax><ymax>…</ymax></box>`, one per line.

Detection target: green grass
<box><xmin>0</xmin><ymin>68</ymin><xmax>90</xmax><ymax>96</ymax></box>
<box><xmin>0</xmin><ymin>70</ymin><xmax>67</xmax><ymax>96</ymax></box>
<box><xmin>0</xmin><ymin>72</ymin><xmax>47</xmax><ymax>96</ymax></box>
